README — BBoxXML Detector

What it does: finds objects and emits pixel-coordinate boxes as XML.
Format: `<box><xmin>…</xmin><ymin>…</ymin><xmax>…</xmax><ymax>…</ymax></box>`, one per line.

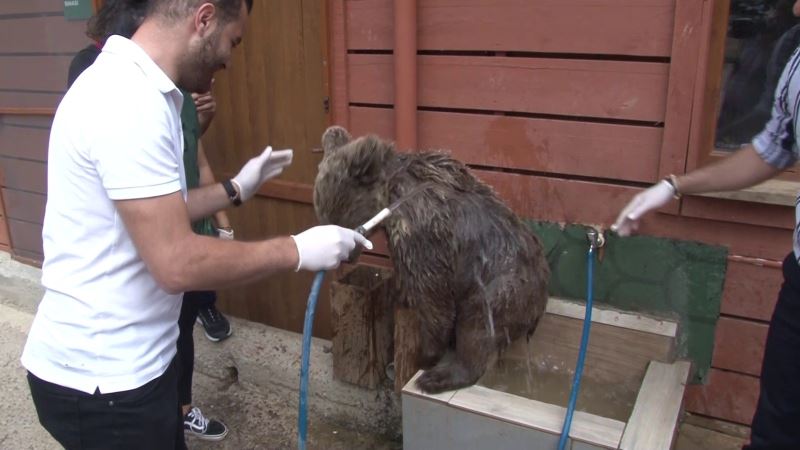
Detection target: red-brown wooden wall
<box><xmin>0</xmin><ymin>0</ymin><xmax>87</xmax><ymax>263</ymax></box>
<box><xmin>329</xmin><ymin>0</ymin><xmax>789</xmax><ymax>428</ymax></box>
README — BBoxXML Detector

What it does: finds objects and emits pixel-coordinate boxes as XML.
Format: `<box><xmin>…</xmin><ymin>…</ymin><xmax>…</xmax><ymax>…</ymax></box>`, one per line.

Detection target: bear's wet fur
<box><xmin>314</xmin><ymin>126</ymin><xmax>550</xmax><ymax>393</ymax></box>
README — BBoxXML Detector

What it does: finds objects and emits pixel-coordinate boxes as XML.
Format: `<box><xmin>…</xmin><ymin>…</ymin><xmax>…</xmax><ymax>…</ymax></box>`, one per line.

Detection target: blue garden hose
<box><xmin>296</xmin><ymin>209</ymin><xmax>391</xmax><ymax>450</ymax></box>
<box><xmin>557</xmin><ymin>232</ymin><xmax>598</xmax><ymax>450</ymax></box>
<box><xmin>298</xmin><ymin>270</ymin><xmax>325</xmax><ymax>450</ymax></box>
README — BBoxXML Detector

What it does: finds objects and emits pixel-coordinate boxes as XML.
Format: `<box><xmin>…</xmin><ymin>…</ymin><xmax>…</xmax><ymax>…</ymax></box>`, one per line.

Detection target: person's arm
<box><xmin>673</xmin><ymin>144</ymin><xmax>781</xmax><ymax>194</ymax></box>
<box><xmin>116</xmin><ymin>192</ymin><xmax>296</xmax><ymax>292</ymax></box>
<box><xmin>196</xmin><ymin>141</ymin><xmax>231</xmax><ymax>232</ymax></box>
<box><xmin>115</xmin><ymin>192</ymin><xmax>371</xmax><ymax>293</ymax></box>
<box><xmin>612</xmin><ymin>145</ymin><xmax>783</xmax><ymax>236</ymax></box>
<box><xmin>185</xmin><ymin>146</ymin><xmax>293</xmax><ymax>221</ymax></box>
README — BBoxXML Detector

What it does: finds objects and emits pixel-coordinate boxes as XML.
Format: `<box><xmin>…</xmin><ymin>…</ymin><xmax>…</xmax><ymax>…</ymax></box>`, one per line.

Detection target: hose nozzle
<box><xmin>354</xmin><ymin>207</ymin><xmax>392</xmax><ymax>236</ymax></box>
<box><xmin>586</xmin><ymin>227</ymin><xmax>605</xmax><ymax>250</ymax></box>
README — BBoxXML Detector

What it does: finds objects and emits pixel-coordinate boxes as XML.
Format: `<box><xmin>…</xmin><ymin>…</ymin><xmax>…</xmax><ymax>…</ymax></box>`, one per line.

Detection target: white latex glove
<box><xmin>290</xmin><ymin>225</ymin><xmax>373</xmax><ymax>272</ymax></box>
<box><xmin>231</xmin><ymin>146</ymin><xmax>293</xmax><ymax>202</ymax></box>
<box><xmin>611</xmin><ymin>180</ymin><xmax>675</xmax><ymax>236</ymax></box>
<box><xmin>217</xmin><ymin>228</ymin><xmax>234</xmax><ymax>240</ymax></box>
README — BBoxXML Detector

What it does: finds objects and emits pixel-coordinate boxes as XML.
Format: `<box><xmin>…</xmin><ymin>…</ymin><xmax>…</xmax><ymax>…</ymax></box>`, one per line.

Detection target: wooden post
<box><xmin>394</xmin><ymin>306</ymin><xmax>420</xmax><ymax>392</ymax></box>
<box><xmin>330</xmin><ymin>265</ymin><xmax>394</xmax><ymax>389</ymax></box>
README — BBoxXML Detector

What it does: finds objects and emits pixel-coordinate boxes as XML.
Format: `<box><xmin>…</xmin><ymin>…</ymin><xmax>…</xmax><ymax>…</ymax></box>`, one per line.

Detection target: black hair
<box><xmin>146</xmin><ymin>0</ymin><xmax>253</xmax><ymax>23</ymax></box>
<box><xmin>86</xmin><ymin>0</ymin><xmax>149</xmax><ymax>42</ymax></box>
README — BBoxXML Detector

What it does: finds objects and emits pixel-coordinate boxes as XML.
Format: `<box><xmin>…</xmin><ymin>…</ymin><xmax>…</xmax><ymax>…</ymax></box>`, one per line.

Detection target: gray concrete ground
<box><xmin>0</xmin><ymin>252</ymin><xmax>401</xmax><ymax>450</ymax></box>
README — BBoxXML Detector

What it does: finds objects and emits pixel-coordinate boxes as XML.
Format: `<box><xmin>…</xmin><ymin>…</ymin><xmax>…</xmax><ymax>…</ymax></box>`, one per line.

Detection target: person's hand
<box><xmin>231</xmin><ymin>146</ymin><xmax>293</xmax><ymax>202</ymax></box>
<box><xmin>217</xmin><ymin>227</ymin><xmax>234</xmax><ymax>240</ymax></box>
<box><xmin>611</xmin><ymin>180</ymin><xmax>675</xmax><ymax>236</ymax></box>
<box><xmin>192</xmin><ymin>91</ymin><xmax>216</xmax><ymax>133</ymax></box>
<box><xmin>290</xmin><ymin>225</ymin><xmax>373</xmax><ymax>271</ymax></box>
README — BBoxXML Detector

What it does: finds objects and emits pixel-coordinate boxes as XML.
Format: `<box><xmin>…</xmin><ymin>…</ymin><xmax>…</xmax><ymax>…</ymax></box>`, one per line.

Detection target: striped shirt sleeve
<box><xmin>752</xmin><ymin>47</ymin><xmax>800</xmax><ymax>169</ymax></box>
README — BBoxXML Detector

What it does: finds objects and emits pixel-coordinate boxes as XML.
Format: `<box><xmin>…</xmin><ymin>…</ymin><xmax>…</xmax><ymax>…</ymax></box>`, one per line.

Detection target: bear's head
<box><xmin>313</xmin><ymin>126</ymin><xmax>395</xmax><ymax>230</ymax></box>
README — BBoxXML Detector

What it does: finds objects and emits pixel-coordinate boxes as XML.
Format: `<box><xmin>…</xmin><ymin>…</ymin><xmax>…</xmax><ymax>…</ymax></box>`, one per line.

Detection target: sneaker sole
<box><xmin>196</xmin><ymin>318</ymin><xmax>233</xmax><ymax>342</ymax></box>
<box><xmin>203</xmin><ymin>329</ymin><xmax>232</xmax><ymax>342</ymax></box>
<box><xmin>185</xmin><ymin>428</ymin><xmax>229</xmax><ymax>441</ymax></box>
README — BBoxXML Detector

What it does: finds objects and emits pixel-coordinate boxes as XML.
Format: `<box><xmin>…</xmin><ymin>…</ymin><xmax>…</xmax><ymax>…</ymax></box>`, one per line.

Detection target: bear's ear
<box><xmin>321</xmin><ymin>126</ymin><xmax>352</xmax><ymax>154</ymax></box>
<box><xmin>346</xmin><ymin>135</ymin><xmax>393</xmax><ymax>186</ymax></box>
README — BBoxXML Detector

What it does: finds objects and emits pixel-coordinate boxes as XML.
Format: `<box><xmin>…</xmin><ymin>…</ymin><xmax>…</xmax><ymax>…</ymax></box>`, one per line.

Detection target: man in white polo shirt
<box><xmin>21</xmin><ymin>1</ymin><xmax>370</xmax><ymax>448</ymax></box>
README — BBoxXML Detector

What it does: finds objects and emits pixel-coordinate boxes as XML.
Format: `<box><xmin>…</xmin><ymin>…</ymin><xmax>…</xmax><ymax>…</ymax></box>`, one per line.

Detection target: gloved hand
<box><xmin>611</xmin><ymin>180</ymin><xmax>675</xmax><ymax>236</ymax></box>
<box><xmin>217</xmin><ymin>227</ymin><xmax>234</xmax><ymax>240</ymax></box>
<box><xmin>290</xmin><ymin>225</ymin><xmax>373</xmax><ymax>271</ymax></box>
<box><xmin>231</xmin><ymin>146</ymin><xmax>293</xmax><ymax>202</ymax></box>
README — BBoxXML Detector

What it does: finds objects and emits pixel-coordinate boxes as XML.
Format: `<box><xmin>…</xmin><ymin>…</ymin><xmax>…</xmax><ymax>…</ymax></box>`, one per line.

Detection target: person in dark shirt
<box><xmin>67</xmin><ymin>0</ymin><xmax>146</xmax><ymax>88</ymax></box>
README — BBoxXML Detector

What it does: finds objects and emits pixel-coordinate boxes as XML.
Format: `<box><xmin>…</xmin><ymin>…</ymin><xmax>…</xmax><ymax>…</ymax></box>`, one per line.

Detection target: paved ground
<box><xmin>0</xmin><ymin>253</ymin><xmax>400</xmax><ymax>450</ymax></box>
<box><xmin>0</xmin><ymin>252</ymin><xmax>746</xmax><ymax>449</ymax></box>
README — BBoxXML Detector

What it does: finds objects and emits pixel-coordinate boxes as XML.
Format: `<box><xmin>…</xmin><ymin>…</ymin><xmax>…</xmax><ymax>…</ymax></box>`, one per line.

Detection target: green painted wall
<box><xmin>527</xmin><ymin>221</ymin><xmax>728</xmax><ymax>384</ymax></box>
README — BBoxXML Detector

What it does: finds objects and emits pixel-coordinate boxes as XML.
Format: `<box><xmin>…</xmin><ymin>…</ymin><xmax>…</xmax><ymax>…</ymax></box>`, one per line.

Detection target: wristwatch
<box><xmin>222</xmin><ymin>179</ymin><xmax>242</xmax><ymax>206</ymax></box>
<box><xmin>663</xmin><ymin>174</ymin><xmax>682</xmax><ymax>199</ymax></box>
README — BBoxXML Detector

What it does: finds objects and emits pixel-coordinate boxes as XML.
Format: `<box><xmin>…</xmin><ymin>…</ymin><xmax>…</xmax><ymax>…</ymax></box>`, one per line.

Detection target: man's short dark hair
<box><xmin>146</xmin><ymin>0</ymin><xmax>253</xmax><ymax>23</ymax></box>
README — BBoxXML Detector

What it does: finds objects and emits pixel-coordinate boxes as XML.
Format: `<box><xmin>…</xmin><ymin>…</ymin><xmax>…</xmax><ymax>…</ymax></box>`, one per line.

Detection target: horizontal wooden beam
<box><xmin>0</xmin><ymin>107</ymin><xmax>55</xmax><ymax>116</ymax></box>
<box><xmin>346</xmin><ymin>0</ymin><xmax>675</xmax><ymax>57</ymax></box>
<box><xmin>547</xmin><ymin>297</ymin><xmax>677</xmax><ymax>338</ymax></box>
<box><xmin>348</xmin><ymin>54</ymin><xmax>670</xmax><ymax>122</ymax></box>
<box><xmin>684</xmin><ymin>368</ymin><xmax>759</xmax><ymax>425</ymax></box>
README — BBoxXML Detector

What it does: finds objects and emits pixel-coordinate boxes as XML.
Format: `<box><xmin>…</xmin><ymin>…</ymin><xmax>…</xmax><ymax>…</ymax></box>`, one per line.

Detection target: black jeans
<box><xmin>745</xmin><ymin>253</ymin><xmax>800</xmax><ymax>449</ymax></box>
<box><xmin>27</xmin><ymin>358</ymin><xmax>185</xmax><ymax>450</ymax></box>
<box><xmin>177</xmin><ymin>290</ymin><xmax>216</xmax><ymax>407</ymax></box>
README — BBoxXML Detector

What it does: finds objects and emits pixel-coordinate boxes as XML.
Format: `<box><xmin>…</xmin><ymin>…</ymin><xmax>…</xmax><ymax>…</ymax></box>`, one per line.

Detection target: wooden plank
<box><xmin>448</xmin><ymin>384</ymin><xmax>625</xmax><ymax>448</ymax></box>
<box><xmin>684</xmin><ymin>368</ymin><xmax>759</xmax><ymax>426</ymax></box>
<box><xmin>0</xmin><ymin>119</ymin><xmax>50</xmax><ymax>161</ymax></box>
<box><xmin>720</xmin><ymin>260</ymin><xmax>780</xmax><ymax>322</ymax></box>
<box><xmin>348</xmin><ymin>55</ymin><xmax>670</xmax><ymax>122</ymax></box>
<box><xmin>695</xmin><ymin>179</ymin><xmax>800</xmax><ymax>207</ymax></box>
<box><xmin>0</xmin><ymin>91</ymin><xmax>63</xmax><ymax>110</ymax></box>
<box><xmin>0</xmin><ymin>190</ymin><xmax>10</xmax><ymax>248</ymax></box>
<box><xmin>402</xmin><ymin>391</ymin><xmax>575</xmax><ymax>450</ymax></box>
<box><xmin>0</xmin><ymin>55</ymin><xmax>72</xmax><ymax>92</ymax></box>
<box><xmin>711</xmin><ymin>317</ymin><xmax>767</xmax><ymax>377</ymax></box>
<box><xmin>0</xmin><ymin>0</ymin><xmax>64</xmax><ymax>15</ymax></box>
<box><xmin>346</xmin><ymin>0</ymin><xmax>675</xmax><ymax>57</ymax></box>
<box><xmin>257</xmin><ymin>179</ymin><xmax>313</xmax><ymax>204</ymax></box>
<box><xmin>7</xmin><ymin>217</ymin><xmax>42</xmax><ymax>256</ymax></box>
<box><xmin>330</xmin><ymin>264</ymin><xmax>394</xmax><ymax>389</ymax></box>
<box><xmin>301</xmin><ymin>0</ymin><xmax>330</xmax><ymax>177</ymax></box>
<box><xmin>472</xmin><ymin>170</ymin><xmax>792</xmax><ymax>261</ymax></box>
<box><xmin>349</xmin><ymin>107</ymin><xmax>664</xmax><ymax>183</ymax></box>
<box><xmin>680</xmin><ymin>196</ymin><xmax>794</xmax><ymax>230</ymax></box>
<box><xmin>684</xmin><ymin>0</ymin><xmax>729</xmax><ymax>173</ymax></box>
<box><xmin>402</xmin><ymin>370</ymin><xmax>459</xmax><ymax>404</ymax></box>
<box><xmin>0</xmin><ymin>16</ymin><xmax>87</xmax><ymax>53</ymax></box>
<box><xmin>328</xmin><ymin>0</ymin><xmax>350</xmax><ymax>128</ymax></box>
<box><xmin>658</xmin><ymin>0</ymin><xmax>705</xmax><ymax>180</ymax></box>
<box><xmin>546</xmin><ymin>297</ymin><xmax>677</xmax><ymax>338</ymax></box>
<box><xmin>0</xmin><ymin>108</ymin><xmax>56</xmax><ymax>116</ymax></box>
<box><xmin>619</xmin><ymin>360</ymin><xmax>691</xmax><ymax>450</ymax></box>
<box><xmin>503</xmin><ymin>313</ymin><xmax>675</xmax><ymax>387</ymax></box>
<box><xmin>11</xmin><ymin>250</ymin><xmax>43</xmax><ymax>266</ymax></box>
<box><xmin>394</xmin><ymin>306</ymin><xmax>420</xmax><ymax>392</ymax></box>
<box><xmin>3</xmin><ymin>190</ymin><xmax>46</xmax><ymax>224</ymax></box>
<box><xmin>0</xmin><ymin>159</ymin><xmax>46</xmax><ymax>194</ymax></box>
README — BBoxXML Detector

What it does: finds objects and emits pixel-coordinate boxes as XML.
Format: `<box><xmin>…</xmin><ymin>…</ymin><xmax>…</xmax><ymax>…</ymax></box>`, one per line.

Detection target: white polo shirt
<box><xmin>21</xmin><ymin>36</ymin><xmax>187</xmax><ymax>394</ymax></box>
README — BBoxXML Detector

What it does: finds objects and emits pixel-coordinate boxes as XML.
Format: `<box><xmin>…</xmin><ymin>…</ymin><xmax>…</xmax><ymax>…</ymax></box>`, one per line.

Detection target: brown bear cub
<box><xmin>313</xmin><ymin>126</ymin><xmax>550</xmax><ymax>393</ymax></box>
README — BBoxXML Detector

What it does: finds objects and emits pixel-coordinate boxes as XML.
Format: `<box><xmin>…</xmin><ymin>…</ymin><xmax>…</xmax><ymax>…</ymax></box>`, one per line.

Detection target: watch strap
<box><xmin>222</xmin><ymin>179</ymin><xmax>242</xmax><ymax>206</ymax></box>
